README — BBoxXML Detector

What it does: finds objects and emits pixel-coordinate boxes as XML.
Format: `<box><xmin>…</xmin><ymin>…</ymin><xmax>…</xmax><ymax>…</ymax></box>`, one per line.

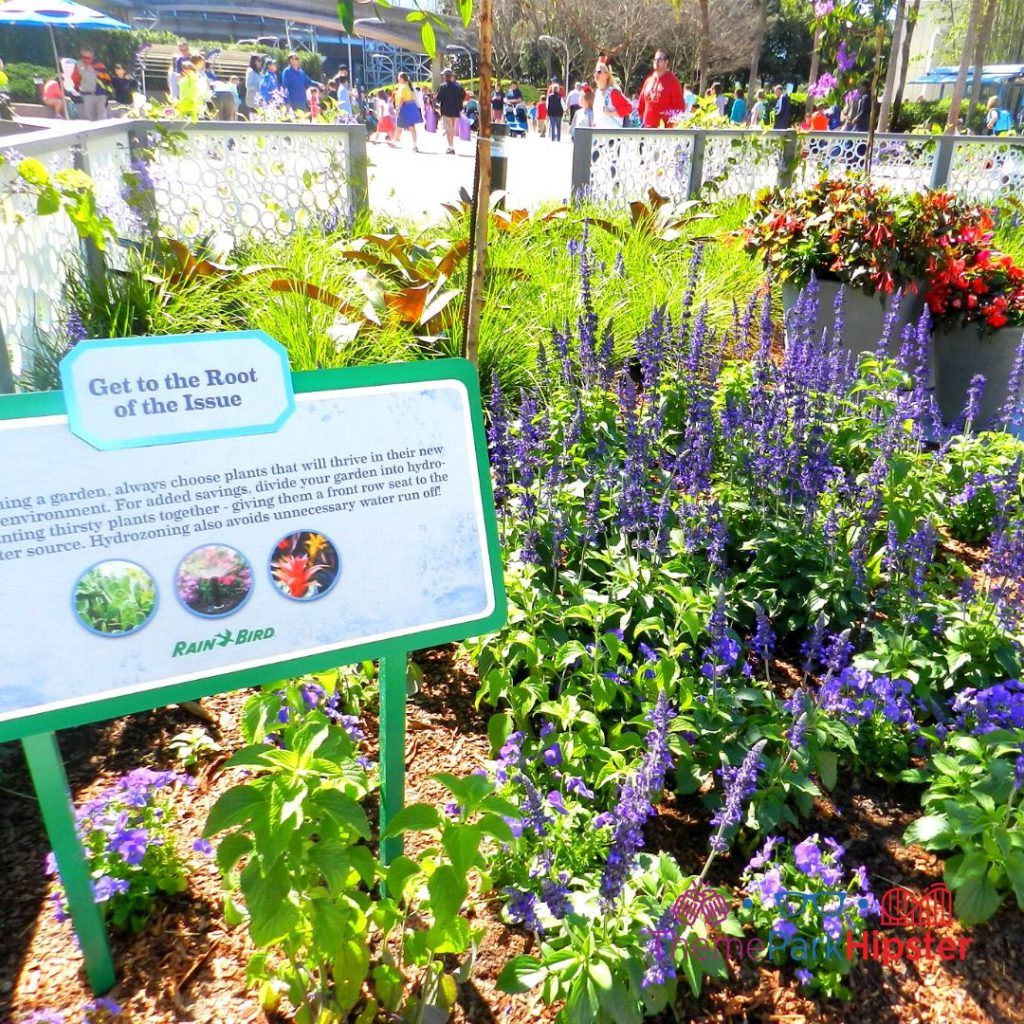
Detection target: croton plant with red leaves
<box><xmin>744</xmin><ymin>181</ymin><xmax>1021</xmax><ymax>325</ymax></box>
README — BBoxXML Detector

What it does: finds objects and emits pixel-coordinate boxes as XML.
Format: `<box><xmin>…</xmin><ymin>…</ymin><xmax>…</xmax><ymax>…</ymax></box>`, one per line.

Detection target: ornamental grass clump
<box><xmin>46</xmin><ymin>768</ymin><xmax>192</xmax><ymax>931</ymax></box>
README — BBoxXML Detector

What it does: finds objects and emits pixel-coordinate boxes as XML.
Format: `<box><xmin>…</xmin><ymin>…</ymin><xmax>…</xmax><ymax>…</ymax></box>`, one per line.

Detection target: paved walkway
<box><xmin>366</xmin><ymin>129</ymin><xmax>573</xmax><ymax>220</ymax></box>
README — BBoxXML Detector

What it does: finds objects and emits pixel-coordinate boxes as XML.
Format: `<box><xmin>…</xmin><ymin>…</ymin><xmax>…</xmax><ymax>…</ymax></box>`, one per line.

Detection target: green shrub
<box><xmin>4</xmin><ymin>62</ymin><xmax>52</xmax><ymax>102</ymax></box>
<box><xmin>892</xmin><ymin>96</ymin><xmax>988</xmax><ymax>134</ymax></box>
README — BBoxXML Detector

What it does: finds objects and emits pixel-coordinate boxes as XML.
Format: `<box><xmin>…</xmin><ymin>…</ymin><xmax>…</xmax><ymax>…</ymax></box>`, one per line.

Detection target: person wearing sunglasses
<box><xmin>592</xmin><ymin>57</ymin><xmax>633</xmax><ymax>128</ymax></box>
<box><xmin>638</xmin><ymin>50</ymin><xmax>684</xmax><ymax>128</ymax></box>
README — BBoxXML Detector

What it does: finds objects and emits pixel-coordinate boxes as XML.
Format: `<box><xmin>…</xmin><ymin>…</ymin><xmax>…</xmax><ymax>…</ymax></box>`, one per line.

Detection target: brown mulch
<box><xmin>1</xmin><ymin>648</ymin><xmax>1022</xmax><ymax>1024</ymax></box>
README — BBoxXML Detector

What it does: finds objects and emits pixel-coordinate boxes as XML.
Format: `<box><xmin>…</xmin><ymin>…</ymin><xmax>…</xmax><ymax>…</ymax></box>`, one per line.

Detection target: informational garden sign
<box><xmin>0</xmin><ymin>332</ymin><xmax>505</xmax><ymax>992</ymax></box>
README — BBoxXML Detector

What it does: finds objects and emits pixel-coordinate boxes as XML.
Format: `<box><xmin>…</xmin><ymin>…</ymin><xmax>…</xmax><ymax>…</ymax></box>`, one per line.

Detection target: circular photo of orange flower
<box><xmin>270</xmin><ymin>531</ymin><xmax>340</xmax><ymax>602</ymax></box>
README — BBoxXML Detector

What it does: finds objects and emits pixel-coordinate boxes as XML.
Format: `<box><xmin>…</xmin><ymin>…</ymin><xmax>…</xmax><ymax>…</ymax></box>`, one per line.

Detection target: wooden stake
<box><xmin>464</xmin><ymin>0</ymin><xmax>493</xmax><ymax>367</ymax></box>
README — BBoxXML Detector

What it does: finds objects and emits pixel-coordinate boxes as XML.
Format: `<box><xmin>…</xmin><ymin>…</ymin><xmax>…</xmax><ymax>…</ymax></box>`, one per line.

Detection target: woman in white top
<box><xmin>592</xmin><ymin>58</ymin><xmax>632</xmax><ymax>128</ymax></box>
<box><xmin>244</xmin><ymin>55</ymin><xmax>263</xmax><ymax>115</ymax></box>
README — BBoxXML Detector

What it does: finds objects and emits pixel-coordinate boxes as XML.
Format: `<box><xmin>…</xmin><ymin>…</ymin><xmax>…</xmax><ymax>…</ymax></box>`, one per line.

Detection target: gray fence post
<box><xmin>71</xmin><ymin>131</ymin><xmax>107</xmax><ymax>293</ymax></box>
<box><xmin>571</xmin><ymin>127</ymin><xmax>593</xmax><ymax>202</ymax></box>
<box><xmin>686</xmin><ymin>130</ymin><xmax>706</xmax><ymax>199</ymax></box>
<box><xmin>346</xmin><ymin>124</ymin><xmax>369</xmax><ymax>215</ymax></box>
<box><xmin>928</xmin><ymin>134</ymin><xmax>956</xmax><ymax>191</ymax></box>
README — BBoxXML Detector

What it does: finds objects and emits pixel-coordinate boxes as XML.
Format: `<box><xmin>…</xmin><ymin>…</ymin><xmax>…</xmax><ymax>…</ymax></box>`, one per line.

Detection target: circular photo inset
<box><xmin>74</xmin><ymin>560</ymin><xmax>157</xmax><ymax>637</ymax></box>
<box><xmin>270</xmin><ymin>531</ymin><xmax>340</xmax><ymax>601</ymax></box>
<box><xmin>175</xmin><ymin>544</ymin><xmax>253</xmax><ymax>618</ymax></box>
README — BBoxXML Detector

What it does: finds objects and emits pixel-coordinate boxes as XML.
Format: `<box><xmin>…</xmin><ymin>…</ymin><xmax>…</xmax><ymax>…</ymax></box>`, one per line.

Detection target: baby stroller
<box><xmin>504</xmin><ymin>102</ymin><xmax>528</xmax><ymax>137</ymax></box>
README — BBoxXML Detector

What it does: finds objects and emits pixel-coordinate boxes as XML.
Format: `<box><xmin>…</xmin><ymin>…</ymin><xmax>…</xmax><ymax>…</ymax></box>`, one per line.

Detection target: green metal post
<box><xmin>21</xmin><ymin>732</ymin><xmax>115</xmax><ymax>994</ymax></box>
<box><xmin>378</xmin><ymin>649</ymin><xmax>408</xmax><ymax>867</ymax></box>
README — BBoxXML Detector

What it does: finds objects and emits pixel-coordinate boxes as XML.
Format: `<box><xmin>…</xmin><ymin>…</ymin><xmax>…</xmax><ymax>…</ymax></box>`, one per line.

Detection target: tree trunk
<box><xmin>946</xmin><ymin>0</ymin><xmax>984</xmax><ymax>134</ymax></box>
<box><xmin>806</xmin><ymin>25</ymin><xmax>822</xmax><ymax>113</ymax></box>
<box><xmin>967</xmin><ymin>0</ymin><xmax>996</xmax><ymax>114</ymax></box>
<box><xmin>464</xmin><ymin>0</ymin><xmax>493</xmax><ymax>367</ymax></box>
<box><xmin>697</xmin><ymin>0</ymin><xmax>710</xmax><ymax>93</ymax></box>
<box><xmin>748</xmin><ymin>0</ymin><xmax>767</xmax><ymax>100</ymax></box>
<box><xmin>878</xmin><ymin>0</ymin><xmax>907</xmax><ymax>131</ymax></box>
<box><xmin>891</xmin><ymin>0</ymin><xmax>920</xmax><ymax>128</ymax></box>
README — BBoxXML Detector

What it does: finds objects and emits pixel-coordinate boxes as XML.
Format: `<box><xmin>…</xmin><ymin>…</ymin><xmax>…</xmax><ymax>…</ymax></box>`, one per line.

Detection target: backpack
<box><xmin>994</xmin><ymin>108</ymin><xmax>1013</xmax><ymax>134</ymax></box>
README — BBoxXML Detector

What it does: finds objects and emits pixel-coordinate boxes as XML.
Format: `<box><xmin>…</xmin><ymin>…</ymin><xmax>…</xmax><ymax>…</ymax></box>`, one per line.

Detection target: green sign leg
<box><xmin>378</xmin><ymin>649</ymin><xmax>407</xmax><ymax>868</ymax></box>
<box><xmin>22</xmin><ymin>732</ymin><xmax>115</xmax><ymax>995</ymax></box>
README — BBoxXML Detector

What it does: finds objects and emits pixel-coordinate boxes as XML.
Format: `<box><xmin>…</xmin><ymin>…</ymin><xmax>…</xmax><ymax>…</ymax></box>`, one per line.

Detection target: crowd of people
<box><xmin>6</xmin><ymin>37</ymin><xmax>1020</xmax><ymax>140</ymax></box>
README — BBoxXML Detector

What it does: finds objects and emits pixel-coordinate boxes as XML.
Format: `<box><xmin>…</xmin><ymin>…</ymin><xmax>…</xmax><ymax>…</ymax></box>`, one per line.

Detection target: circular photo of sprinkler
<box><xmin>175</xmin><ymin>544</ymin><xmax>254</xmax><ymax>618</ymax></box>
<box><xmin>74</xmin><ymin>560</ymin><xmax>158</xmax><ymax>637</ymax></box>
<box><xmin>270</xmin><ymin>531</ymin><xmax>340</xmax><ymax>601</ymax></box>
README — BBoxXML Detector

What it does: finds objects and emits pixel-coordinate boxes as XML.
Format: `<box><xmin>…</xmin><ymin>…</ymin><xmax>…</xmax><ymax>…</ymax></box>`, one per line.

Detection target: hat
<box><xmin>443</xmin><ymin>67</ymin><xmax>454</xmax><ymax>75</ymax></box>
<box><xmin>550</xmin><ymin>76</ymin><xmax>559</xmax><ymax>82</ymax></box>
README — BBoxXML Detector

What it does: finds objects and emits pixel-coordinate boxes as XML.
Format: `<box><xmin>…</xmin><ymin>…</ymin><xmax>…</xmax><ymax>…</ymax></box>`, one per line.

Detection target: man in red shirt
<box><xmin>638</xmin><ymin>49</ymin><xmax>685</xmax><ymax>128</ymax></box>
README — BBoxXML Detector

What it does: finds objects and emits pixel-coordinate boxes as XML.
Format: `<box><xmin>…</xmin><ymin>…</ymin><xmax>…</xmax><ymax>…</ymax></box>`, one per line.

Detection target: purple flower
<box><xmin>192</xmin><ymin>838</ymin><xmax>214</xmax><ymax>856</ymax></box>
<box><xmin>793</xmin><ymin>835</ymin><xmax>822</xmax><ymax>876</ymax></box>
<box><xmin>836</xmin><ymin>41</ymin><xmax>855</xmax><ymax>72</ymax></box>
<box><xmin>564</xmin><ymin>775</ymin><xmax>595</xmax><ymax>799</ymax></box>
<box><xmin>540</xmin><ymin>877</ymin><xmax>573</xmax><ymax>919</ymax></box>
<box><xmin>92</xmin><ymin>875</ymin><xmax>130</xmax><ymax>903</ymax></box>
<box><xmin>84</xmin><ymin>997</ymin><xmax>123</xmax><ymax>1020</ymax></box>
<box><xmin>543</xmin><ymin>744</ymin><xmax>563</xmax><ymax>767</ymax></box>
<box><xmin>599</xmin><ymin>694</ymin><xmax>677</xmax><ymax>906</ymax></box>
<box><xmin>708</xmin><ymin>740</ymin><xmax>767</xmax><ymax>854</ymax></box>
<box><xmin>547</xmin><ymin>790</ymin><xmax>568</xmax><ymax>815</ymax></box>
<box><xmin>594</xmin><ymin>812</ymin><xmax>614</xmax><ymax>828</ymax></box>
<box><xmin>110</xmin><ymin>828</ymin><xmax>149</xmax><ymax>865</ymax></box>
<box><xmin>504</xmin><ymin>886</ymin><xmax>542</xmax><ymax>932</ymax></box>
<box><xmin>746</xmin><ymin>835</ymin><xmax>781</xmax><ymax>871</ymax></box>
<box><xmin>795</xmin><ymin>967</ymin><xmax>813</xmax><ymax>985</ymax></box>
<box><xmin>772</xmin><ymin>918</ymin><xmax>799</xmax><ymax>941</ymax></box>
<box><xmin>751</xmin><ymin>606</ymin><xmax>776</xmax><ymax>661</ymax></box>
<box><xmin>809</xmin><ymin>72</ymin><xmax>838</xmax><ymax>100</ymax></box>
<box><xmin>641</xmin><ymin>908</ymin><xmax>680</xmax><ymax>988</ymax></box>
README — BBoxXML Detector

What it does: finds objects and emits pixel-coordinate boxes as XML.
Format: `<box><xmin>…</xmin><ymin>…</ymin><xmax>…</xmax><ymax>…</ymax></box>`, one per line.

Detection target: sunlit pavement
<box><xmin>366</xmin><ymin>130</ymin><xmax>574</xmax><ymax>222</ymax></box>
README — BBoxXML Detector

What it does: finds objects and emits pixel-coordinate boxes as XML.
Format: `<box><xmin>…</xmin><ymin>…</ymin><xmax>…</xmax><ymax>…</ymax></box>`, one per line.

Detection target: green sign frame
<box><xmin>0</xmin><ymin>357</ymin><xmax>506</xmax><ymax>994</ymax></box>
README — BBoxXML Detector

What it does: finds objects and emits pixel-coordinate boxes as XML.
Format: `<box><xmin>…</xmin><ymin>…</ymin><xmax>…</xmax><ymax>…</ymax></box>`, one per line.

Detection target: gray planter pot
<box><xmin>782</xmin><ymin>279</ymin><xmax>923</xmax><ymax>362</ymax></box>
<box><xmin>933</xmin><ymin>323</ymin><xmax>1024</xmax><ymax>427</ymax></box>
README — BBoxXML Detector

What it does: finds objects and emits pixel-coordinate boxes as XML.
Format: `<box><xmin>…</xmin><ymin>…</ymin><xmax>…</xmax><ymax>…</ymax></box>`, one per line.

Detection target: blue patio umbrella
<box><xmin>0</xmin><ymin>0</ymin><xmax>130</xmax><ymax>89</ymax></box>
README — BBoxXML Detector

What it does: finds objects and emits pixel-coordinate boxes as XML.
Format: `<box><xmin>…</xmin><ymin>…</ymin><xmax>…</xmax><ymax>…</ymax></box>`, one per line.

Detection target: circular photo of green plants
<box><xmin>73</xmin><ymin>560</ymin><xmax>158</xmax><ymax>637</ymax></box>
<box><xmin>270</xmin><ymin>531</ymin><xmax>341</xmax><ymax>601</ymax></box>
<box><xmin>175</xmin><ymin>544</ymin><xmax>253</xmax><ymax>618</ymax></box>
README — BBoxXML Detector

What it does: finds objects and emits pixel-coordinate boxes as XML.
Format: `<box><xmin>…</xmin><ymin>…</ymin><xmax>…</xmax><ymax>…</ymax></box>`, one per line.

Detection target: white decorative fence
<box><xmin>572</xmin><ymin>127</ymin><xmax>1024</xmax><ymax>207</ymax></box>
<box><xmin>0</xmin><ymin>120</ymin><xmax>368</xmax><ymax>385</ymax></box>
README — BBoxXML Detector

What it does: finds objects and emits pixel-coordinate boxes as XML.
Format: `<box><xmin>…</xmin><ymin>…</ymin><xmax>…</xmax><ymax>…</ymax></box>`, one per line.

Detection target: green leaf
<box><xmin>442</xmin><ymin>824</ymin><xmax>482</xmax><ymax>875</ymax></box>
<box><xmin>204</xmin><ymin>785</ymin><xmax>265</xmax><ymax>836</ymax></box>
<box><xmin>215</xmin><ymin>831</ymin><xmax>253</xmax><ymax>875</ymax></box>
<box><xmin>333</xmin><ymin>937</ymin><xmax>370</xmax><ymax>1014</ymax></box>
<box><xmin>497</xmin><ymin>955</ymin><xmax>547</xmax><ymax>994</ymax></box>
<box><xmin>337</xmin><ymin>0</ymin><xmax>354</xmax><ymax>35</ymax></box>
<box><xmin>457</xmin><ymin>0</ymin><xmax>472</xmax><ymax>25</ymax></box>
<box><xmin>944</xmin><ymin>851</ymin><xmax>990</xmax><ymax>888</ymax></box>
<box><xmin>1005</xmin><ymin>852</ymin><xmax>1024</xmax><ymax>907</ymax></box>
<box><xmin>36</xmin><ymin>187</ymin><xmax>60</xmax><ymax>216</ymax></box>
<box><xmin>904</xmin><ymin>813</ymin><xmax>951</xmax><ymax>847</ymax></box>
<box><xmin>312</xmin><ymin>788</ymin><xmax>371</xmax><ymax>839</ymax></box>
<box><xmin>478</xmin><ymin>812</ymin><xmax>515</xmax><ymax>843</ymax></box>
<box><xmin>427</xmin><ymin>864</ymin><xmax>467</xmax><ymax>923</ymax></box>
<box><xmin>953</xmin><ymin>874</ymin><xmax>1003</xmax><ymax>925</ymax></box>
<box><xmin>487</xmin><ymin>712</ymin><xmax>512</xmax><ymax>754</ymax></box>
<box><xmin>420</xmin><ymin>20</ymin><xmax>437</xmax><ymax>57</ymax></box>
<box><xmin>431</xmin><ymin>772</ymin><xmax>493</xmax><ymax>812</ymax></box>
<box><xmin>17</xmin><ymin>157</ymin><xmax>50</xmax><ymax>186</ymax></box>
<box><xmin>815</xmin><ymin>749</ymin><xmax>838</xmax><ymax>791</ymax></box>
<box><xmin>241</xmin><ymin>861</ymin><xmax>301</xmax><ymax>946</ymax></box>
<box><xmin>385</xmin><ymin>854</ymin><xmax>422</xmax><ymax>899</ymax></box>
<box><xmin>382</xmin><ymin>802</ymin><xmax>442</xmax><ymax>838</ymax></box>
<box><xmin>588</xmin><ymin>960</ymin><xmax>613</xmax><ymax>992</ymax></box>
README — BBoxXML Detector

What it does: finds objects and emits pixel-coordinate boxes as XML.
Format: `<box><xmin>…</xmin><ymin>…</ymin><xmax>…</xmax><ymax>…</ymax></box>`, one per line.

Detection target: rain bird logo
<box><xmin>171</xmin><ymin>626</ymin><xmax>275</xmax><ymax>657</ymax></box>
